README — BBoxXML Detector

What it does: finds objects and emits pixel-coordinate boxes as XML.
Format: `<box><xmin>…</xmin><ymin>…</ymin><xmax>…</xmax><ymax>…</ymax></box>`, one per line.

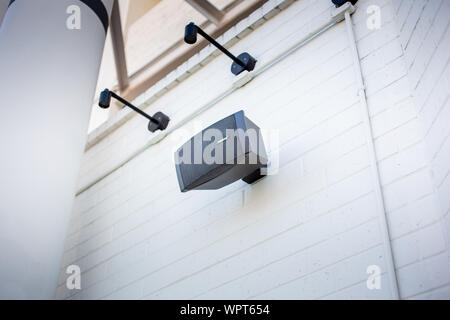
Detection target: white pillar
<box><xmin>0</xmin><ymin>0</ymin><xmax>113</xmax><ymax>299</ymax></box>
<box><xmin>0</xmin><ymin>0</ymin><xmax>8</xmax><ymax>27</ymax></box>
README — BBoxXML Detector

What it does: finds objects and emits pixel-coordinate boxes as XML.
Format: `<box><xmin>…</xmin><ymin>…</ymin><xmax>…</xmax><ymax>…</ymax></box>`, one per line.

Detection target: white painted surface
<box><xmin>392</xmin><ymin>0</ymin><xmax>450</xmax><ymax>299</ymax></box>
<box><xmin>56</xmin><ymin>0</ymin><xmax>450</xmax><ymax>300</ymax></box>
<box><xmin>0</xmin><ymin>0</ymin><xmax>8</xmax><ymax>27</ymax></box>
<box><xmin>0</xmin><ymin>0</ymin><xmax>113</xmax><ymax>299</ymax></box>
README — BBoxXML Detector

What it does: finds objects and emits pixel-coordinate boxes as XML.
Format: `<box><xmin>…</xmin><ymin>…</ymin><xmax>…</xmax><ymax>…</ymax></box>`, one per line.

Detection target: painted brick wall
<box><xmin>56</xmin><ymin>0</ymin><xmax>450</xmax><ymax>299</ymax></box>
<box><xmin>392</xmin><ymin>0</ymin><xmax>450</xmax><ymax>299</ymax></box>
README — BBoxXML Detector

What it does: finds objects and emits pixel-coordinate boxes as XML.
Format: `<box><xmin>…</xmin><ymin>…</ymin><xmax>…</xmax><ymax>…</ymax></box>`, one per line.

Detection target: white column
<box><xmin>0</xmin><ymin>0</ymin><xmax>113</xmax><ymax>299</ymax></box>
<box><xmin>0</xmin><ymin>0</ymin><xmax>8</xmax><ymax>27</ymax></box>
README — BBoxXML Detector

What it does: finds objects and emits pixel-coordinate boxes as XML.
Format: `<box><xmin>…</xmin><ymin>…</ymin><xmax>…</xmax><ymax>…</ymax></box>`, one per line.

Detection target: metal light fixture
<box><xmin>98</xmin><ymin>89</ymin><xmax>170</xmax><ymax>132</ymax></box>
<box><xmin>184</xmin><ymin>22</ymin><xmax>257</xmax><ymax>75</ymax></box>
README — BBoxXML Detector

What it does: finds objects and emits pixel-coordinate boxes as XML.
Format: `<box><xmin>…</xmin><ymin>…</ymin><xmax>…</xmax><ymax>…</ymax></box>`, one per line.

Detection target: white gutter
<box><xmin>344</xmin><ymin>9</ymin><xmax>400</xmax><ymax>299</ymax></box>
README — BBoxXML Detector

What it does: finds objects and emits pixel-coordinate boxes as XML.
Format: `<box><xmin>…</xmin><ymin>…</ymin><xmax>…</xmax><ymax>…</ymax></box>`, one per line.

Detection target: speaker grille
<box><xmin>176</xmin><ymin>114</ymin><xmax>237</xmax><ymax>189</ymax></box>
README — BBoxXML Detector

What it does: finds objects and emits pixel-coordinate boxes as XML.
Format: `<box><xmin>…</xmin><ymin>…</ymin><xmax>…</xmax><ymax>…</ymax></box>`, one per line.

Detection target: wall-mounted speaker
<box><xmin>174</xmin><ymin>111</ymin><xmax>268</xmax><ymax>192</ymax></box>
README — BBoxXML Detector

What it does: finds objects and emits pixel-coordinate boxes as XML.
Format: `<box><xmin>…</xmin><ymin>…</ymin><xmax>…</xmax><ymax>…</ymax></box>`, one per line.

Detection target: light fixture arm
<box><xmin>184</xmin><ymin>22</ymin><xmax>256</xmax><ymax>75</ymax></box>
<box><xmin>99</xmin><ymin>89</ymin><xmax>170</xmax><ymax>132</ymax></box>
<box><xmin>109</xmin><ymin>91</ymin><xmax>156</xmax><ymax>123</ymax></box>
<box><xmin>195</xmin><ymin>26</ymin><xmax>245</xmax><ymax>68</ymax></box>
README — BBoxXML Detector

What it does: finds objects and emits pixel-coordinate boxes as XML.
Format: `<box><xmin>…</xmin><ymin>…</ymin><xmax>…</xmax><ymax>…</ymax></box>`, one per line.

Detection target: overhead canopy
<box><xmin>107</xmin><ymin>0</ymin><xmax>266</xmax><ymax>100</ymax></box>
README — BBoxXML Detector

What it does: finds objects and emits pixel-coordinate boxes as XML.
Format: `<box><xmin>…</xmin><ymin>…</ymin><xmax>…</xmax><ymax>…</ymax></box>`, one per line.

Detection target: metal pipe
<box><xmin>110</xmin><ymin>92</ymin><xmax>158</xmax><ymax>123</ymax></box>
<box><xmin>196</xmin><ymin>26</ymin><xmax>246</xmax><ymax>67</ymax></box>
<box><xmin>344</xmin><ymin>10</ymin><xmax>400</xmax><ymax>299</ymax></box>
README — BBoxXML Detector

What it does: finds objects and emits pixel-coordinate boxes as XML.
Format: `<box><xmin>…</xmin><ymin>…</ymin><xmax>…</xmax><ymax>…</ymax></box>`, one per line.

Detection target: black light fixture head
<box><xmin>184</xmin><ymin>22</ymin><xmax>256</xmax><ymax>76</ymax></box>
<box><xmin>98</xmin><ymin>89</ymin><xmax>170</xmax><ymax>133</ymax></box>
<box><xmin>99</xmin><ymin>88</ymin><xmax>112</xmax><ymax>109</ymax></box>
<box><xmin>184</xmin><ymin>22</ymin><xmax>197</xmax><ymax>44</ymax></box>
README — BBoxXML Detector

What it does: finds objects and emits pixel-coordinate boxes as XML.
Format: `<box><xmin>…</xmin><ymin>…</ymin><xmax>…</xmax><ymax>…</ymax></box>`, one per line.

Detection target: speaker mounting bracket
<box><xmin>242</xmin><ymin>166</ymin><xmax>267</xmax><ymax>184</ymax></box>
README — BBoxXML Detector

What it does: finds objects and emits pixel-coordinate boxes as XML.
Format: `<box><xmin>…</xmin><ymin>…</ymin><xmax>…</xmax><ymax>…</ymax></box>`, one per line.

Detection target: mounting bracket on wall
<box><xmin>98</xmin><ymin>89</ymin><xmax>170</xmax><ymax>132</ymax></box>
<box><xmin>184</xmin><ymin>22</ymin><xmax>257</xmax><ymax>75</ymax></box>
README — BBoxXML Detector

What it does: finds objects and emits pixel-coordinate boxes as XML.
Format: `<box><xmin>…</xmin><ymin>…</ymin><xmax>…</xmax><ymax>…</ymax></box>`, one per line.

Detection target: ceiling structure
<box><xmin>108</xmin><ymin>0</ymin><xmax>268</xmax><ymax>101</ymax></box>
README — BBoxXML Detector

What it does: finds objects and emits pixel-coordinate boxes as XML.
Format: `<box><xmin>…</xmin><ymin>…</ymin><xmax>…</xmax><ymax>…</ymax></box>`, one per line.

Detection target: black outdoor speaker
<box><xmin>174</xmin><ymin>110</ymin><xmax>268</xmax><ymax>192</ymax></box>
<box><xmin>332</xmin><ymin>0</ymin><xmax>358</xmax><ymax>7</ymax></box>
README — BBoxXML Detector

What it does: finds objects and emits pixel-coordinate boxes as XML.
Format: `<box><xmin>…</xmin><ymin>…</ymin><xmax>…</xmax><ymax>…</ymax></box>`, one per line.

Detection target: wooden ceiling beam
<box><xmin>186</xmin><ymin>0</ymin><xmax>225</xmax><ymax>25</ymax></box>
<box><xmin>110</xmin><ymin>0</ymin><xmax>129</xmax><ymax>91</ymax></box>
<box><xmin>122</xmin><ymin>0</ymin><xmax>267</xmax><ymax>102</ymax></box>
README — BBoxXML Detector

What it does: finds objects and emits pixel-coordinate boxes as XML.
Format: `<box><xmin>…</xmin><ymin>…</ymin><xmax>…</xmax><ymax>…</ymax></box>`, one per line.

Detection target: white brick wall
<box><xmin>392</xmin><ymin>0</ymin><xmax>450</xmax><ymax>298</ymax></box>
<box><xmin>56</xmin><ymin>0</ymin><xmax>450</xmax><ymax>299</ymax></box>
